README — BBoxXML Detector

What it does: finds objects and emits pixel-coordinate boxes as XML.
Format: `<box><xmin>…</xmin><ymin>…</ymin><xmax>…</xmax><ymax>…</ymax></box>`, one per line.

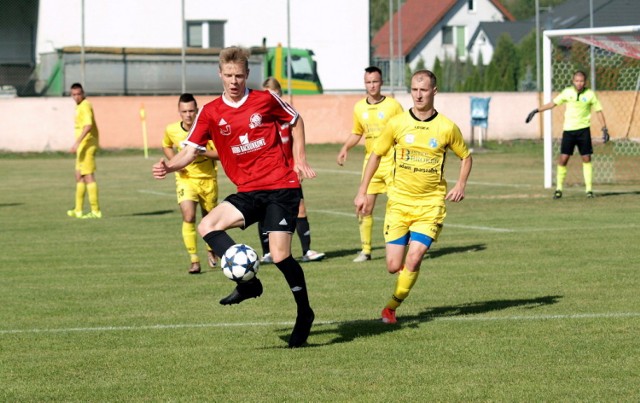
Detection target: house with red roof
<box><xmin>372</xmin><ymin>0</ymin><xmax>514</xmax><ymax>86</ymax></box>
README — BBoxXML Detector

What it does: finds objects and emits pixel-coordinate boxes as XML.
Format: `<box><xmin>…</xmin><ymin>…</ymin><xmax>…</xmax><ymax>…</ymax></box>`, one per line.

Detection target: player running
<box><xmin>258</xmin><ymin>77</ymin><xmax>325</xmax><ymax>264</ymax></box>
<box><xmin>153</xmin><ymin>46</ymin><xmax>316</xmax><ymax>348</ymax></box>
<box><xmin>355</xmin><ymin>70</ymin><xmax>472</xmax><ymax>324</ymax></box>
<box><xmin>337</xmin><ymin>66</ymin><xmax>404</xmax><ymax>263</ymax></box>
<box><xmin>162</xmin><ymin>93</ymin><xmax>219</xmax><ymax>274</ymax></box>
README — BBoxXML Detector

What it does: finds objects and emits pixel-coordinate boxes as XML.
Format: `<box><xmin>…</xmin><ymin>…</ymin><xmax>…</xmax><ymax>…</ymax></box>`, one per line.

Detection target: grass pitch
<box><xmin>1</xmin><ymin>142</ymin><xmax>639</xmax><ymax>401</ymax></box>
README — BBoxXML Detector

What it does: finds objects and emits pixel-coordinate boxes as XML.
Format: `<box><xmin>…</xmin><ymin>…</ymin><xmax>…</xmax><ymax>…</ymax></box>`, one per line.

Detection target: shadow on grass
<box><xmin>323</xmin><ymin>243</ymin><xmax>486</xmax><ymax>261</ymax></box>
<box><xmin>0</xmin><ymin>202</ymin><xmax>23</xmax><ymax>208</ymax></box>
<box><xmin>596</xmin><ymin>191</ymin><xmax>640</xmax><ymax>197</ymax></box>
<box><xmin>428</xmin><ymin>243</ymin><xmax>486</xmax><ymax>259</ymax></box>
<box><xmin>322</xmin><ymin>246</ymin><xmax>385</xmax><ymax>260</ymax></box>
<box><xmin>130</xmin><ymin>209</ymin><xmax>175</xmax><ymax>216</ymax></box>
<box><xmin>302</xmin><ymin>295</ymin><xmax>562</xmax><ymax>347</ymax></box>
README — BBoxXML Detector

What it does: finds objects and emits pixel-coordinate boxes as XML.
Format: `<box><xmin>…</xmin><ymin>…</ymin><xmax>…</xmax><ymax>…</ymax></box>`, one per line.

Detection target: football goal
<box><xmin>542</xmin><ymin>25</ymin><xmax>640</xmax><ymax>188</ymax></box>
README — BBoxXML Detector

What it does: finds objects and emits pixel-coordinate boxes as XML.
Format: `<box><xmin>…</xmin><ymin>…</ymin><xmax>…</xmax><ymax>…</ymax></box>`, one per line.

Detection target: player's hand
<box><xmin>152</xmin><ymin>158</ymin><xmax>168</xmax><ymax>179</ymax></box>
<box><xmin>445</xmin><ymin>186</ymin><xmax>465</xmax><ymax>203</ymax></box>
<box><xmin>354</xmin><ymin>194</ymin><xmax>368</xmax><ymax>215</ymax></box>
<box><xmin>295</xmin><ymin>161</ymin><xmax>316</xmax><ymax>180</ymax></box>
<box><xmin>525</xmin><ymin>109</ymin><xmax>538</xmax><ymax>124</ymax></box>
<box><xmin>602</xmin><ymin>127</ymin><xmax>610</xmax><ymax>143</ymax></box>
<box><xmin>336</xmin><ymin>149</ymin><xmax>347</xmax><ymax>166</ymax></box>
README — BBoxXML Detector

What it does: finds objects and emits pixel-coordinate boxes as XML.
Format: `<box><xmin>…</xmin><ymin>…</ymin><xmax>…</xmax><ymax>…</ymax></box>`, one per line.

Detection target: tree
<box><xmin>484</xmin><ymin>33</ymin><xmax>519</xmax><ymax>91</ymax></box>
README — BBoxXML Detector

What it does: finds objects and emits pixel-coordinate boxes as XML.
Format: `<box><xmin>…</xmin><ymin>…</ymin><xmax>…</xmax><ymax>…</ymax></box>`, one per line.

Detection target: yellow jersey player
<box><xmin>162</xmin><ymin>93</ymin><xmax>219</xmax><ymax>274</ymax></box>
<box><xmin>337</xmin><ymin>66</ymin><xmax>404</xmax><ymax>263</ymax></box>
<box><xmin>67</xmin><ymin>83</ymin><xmax>102</xmax><ymax>219</ymax></box>
<box><xmin>525</xmin><ymin>70</ymin><xmax>607</xmax><ymax>199</ymax></box>
<box><xmin>355</xmin><ymin>70</ymin><xmax>472</xmax><ymax>324</ymax></box>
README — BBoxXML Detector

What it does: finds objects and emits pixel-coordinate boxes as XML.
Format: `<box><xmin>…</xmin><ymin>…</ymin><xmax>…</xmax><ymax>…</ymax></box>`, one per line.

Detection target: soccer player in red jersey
<box><xmin>153</xmin><ymin>46</ymin><xmax>316</xmax><ymax>348</ymax></box>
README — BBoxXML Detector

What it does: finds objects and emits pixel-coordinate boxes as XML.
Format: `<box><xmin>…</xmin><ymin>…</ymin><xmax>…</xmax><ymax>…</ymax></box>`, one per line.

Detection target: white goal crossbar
<box><xmin>542</xmin><ymin>25</ymin><xmax>640</xmax><ymax>188</ymax></box>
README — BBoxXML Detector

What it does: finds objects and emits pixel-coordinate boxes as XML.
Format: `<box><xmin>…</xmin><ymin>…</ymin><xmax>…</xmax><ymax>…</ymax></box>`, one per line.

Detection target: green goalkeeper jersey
<box><xmin>553</xmin><ymin>86</ymin><xmax>602</xmax><ymax>131</ymax></box>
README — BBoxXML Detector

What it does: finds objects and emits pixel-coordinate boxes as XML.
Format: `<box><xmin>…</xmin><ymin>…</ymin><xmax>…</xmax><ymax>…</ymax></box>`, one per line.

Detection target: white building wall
<box><xmin>36</xmin><ymin>0</ymin><xmax>369</xmax><ymax>91</ymax></box>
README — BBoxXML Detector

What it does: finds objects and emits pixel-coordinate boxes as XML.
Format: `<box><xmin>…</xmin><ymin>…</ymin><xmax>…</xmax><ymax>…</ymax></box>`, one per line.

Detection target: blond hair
<box><xmin>219</xmin><ymin>46</ymin><xmax>251</xmax><ymax>71</ymax></box>
<box><xmin>262</xmin><ymin>77</ymin><xmax>282</xmax><ymax>96</ymax></box>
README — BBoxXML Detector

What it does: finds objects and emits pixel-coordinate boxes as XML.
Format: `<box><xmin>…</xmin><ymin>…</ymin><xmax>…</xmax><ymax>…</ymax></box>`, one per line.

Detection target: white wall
<box><xmin>36</xmin><ymin>0</ymin><xmax>369</xmax><ymax>91</ymax></box>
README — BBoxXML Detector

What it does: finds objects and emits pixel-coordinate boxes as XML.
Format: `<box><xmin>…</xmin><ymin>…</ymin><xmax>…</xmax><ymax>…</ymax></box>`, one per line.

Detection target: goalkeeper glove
<box><xmin>525</xmin><ymin>109</ymin><xmax>538</xmax><ymax>124</ymax></box>
<box><xmin>602</xmin><ymin>127</ymin><xmax>610</xmax><ymax>143</ymax></box>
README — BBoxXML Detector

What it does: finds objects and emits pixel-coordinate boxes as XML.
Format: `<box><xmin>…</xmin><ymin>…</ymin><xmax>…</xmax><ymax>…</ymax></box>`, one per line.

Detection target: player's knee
<box><xmin>386</xmin><ymin>258</ymin><xmax>403</xmax><ymax>274</ymax></box>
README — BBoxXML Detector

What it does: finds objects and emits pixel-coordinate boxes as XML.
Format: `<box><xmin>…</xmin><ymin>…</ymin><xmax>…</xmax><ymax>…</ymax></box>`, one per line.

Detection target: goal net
<box><xmin>542</xmin><ymin>25</ymin><xmax>640</xmax><ymax>189</ymax></box>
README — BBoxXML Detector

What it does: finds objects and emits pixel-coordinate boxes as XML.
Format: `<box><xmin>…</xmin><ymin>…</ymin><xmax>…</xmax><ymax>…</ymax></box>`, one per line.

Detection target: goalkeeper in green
<box><xmin>526</xmin><ymin>70</ymin><xmax>608</xmax><ymax>199</ymax></box>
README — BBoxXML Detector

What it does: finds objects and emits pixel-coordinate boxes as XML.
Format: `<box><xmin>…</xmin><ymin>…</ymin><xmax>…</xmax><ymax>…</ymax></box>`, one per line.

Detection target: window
<box><xmin>468</xmin><ymin>0</ymin><xmax>475</xmax><ymax>11</ymax></box>
<box><xmin>187</xmin><ymin>22</ymin><xmax>203</xmax><ymax>47</ymax></box>
<box><xmin>442</xmin><ymin>26</ymin><xmax>466</xmax><ymax>58</ymax></box>
<box><xmin>187</xmin><ymin>20</ymin><xmax>225</xmax><ymax>48</ymax></box>
<box><xmin>442</xmin><ymin>26</ymin><xmax>453</xmax><ymax>45</ymax></box>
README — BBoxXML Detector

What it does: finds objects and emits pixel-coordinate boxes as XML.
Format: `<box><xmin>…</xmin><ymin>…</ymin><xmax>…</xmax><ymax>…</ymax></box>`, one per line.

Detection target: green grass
<box><xmin>1</xmin><ymin>142</ymin><xmax>639</xmax><ymax>401</ymax></box>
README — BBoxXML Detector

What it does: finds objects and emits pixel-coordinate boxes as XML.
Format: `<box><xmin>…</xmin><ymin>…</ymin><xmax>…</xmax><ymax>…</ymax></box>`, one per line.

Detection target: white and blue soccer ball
<box><xmin>221</xmin><ymin>244</ymin><xmax>260</xmax><ymax>283</ymax></box>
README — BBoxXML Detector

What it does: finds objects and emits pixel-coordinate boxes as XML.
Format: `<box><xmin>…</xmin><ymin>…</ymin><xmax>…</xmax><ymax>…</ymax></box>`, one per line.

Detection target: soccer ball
<box><xmin>220</xmin><ymin>244</ymin><xmax>260</xmax><ymax>283</ymax></box>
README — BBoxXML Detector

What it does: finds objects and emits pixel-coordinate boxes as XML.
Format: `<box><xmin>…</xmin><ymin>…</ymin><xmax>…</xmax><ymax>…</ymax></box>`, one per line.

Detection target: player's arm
<box><xmin>337</xmin><ymin>133</ymin><xmax>362</xmax><ymax>166</ymax></box>
<box><xmin>445</xmin><ymin>156</ymin><xmax>473</xmax><ymax>202</ymax></box>
<box><xmin>70</xmin><ymin>124</ymin><xmax>92</xmax><ymax>153</ymax></box>
<box><xmin>526</xmin><ymin>101</ymin><xmax>556</xmax><ymax>123</ymax></box>
<box><xmin>354</xmin><ymin>152</ymin><xmax>381</xmax><ymax>214</ymax></box>
<box><xmin>153</xmin><ymin>145</ymin><xmax>198</xmax><ymax>179</ymax></box>
<box><xmin>162</xmin><ymin>145</ymin><xmax>176</xmax><ymax>160</ymax></box>
<box><xmin>290</xmin><ymin>115</ymin><xmax>316</xmax><ymax>180</ymax></box>
<box><xmin>201</xmin><ymin>149</ymin><xmax>219</xmax><ymax>160</ymax></box>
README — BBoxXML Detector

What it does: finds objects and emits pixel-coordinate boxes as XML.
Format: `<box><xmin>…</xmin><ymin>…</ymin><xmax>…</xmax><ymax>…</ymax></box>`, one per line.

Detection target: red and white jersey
<box><xmin>278</xmin><ymin>122</ymin><xmax>294</xmax><ymax>165</ymax></box>
<box><xmin>184</xmin><ymin>89</ymin><xmax>299</xmax><ymax>192</ymax></box>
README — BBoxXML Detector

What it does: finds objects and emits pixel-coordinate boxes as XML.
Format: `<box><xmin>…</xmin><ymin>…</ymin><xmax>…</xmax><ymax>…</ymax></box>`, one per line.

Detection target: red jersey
<box><xmin>184</xmin><ymin>89</ymin><xmax>300</xmax><ymax>192</ymax></box>
<box><xmin>279</xmin><ymin>122</ymin><xmax>294</xmax><ymax>165</ymax></box>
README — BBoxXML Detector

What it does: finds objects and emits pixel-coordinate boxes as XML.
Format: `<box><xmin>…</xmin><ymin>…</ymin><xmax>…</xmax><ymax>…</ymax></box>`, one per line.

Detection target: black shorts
<box><xmin>224</xmin><ymin>188</ymin><xmax>302</xmax><ymax>233</ymax></box>
<box><xmin>560</xmin><ymin>127</ymin><xmax>593</xmax><ymax>156</ymax></box>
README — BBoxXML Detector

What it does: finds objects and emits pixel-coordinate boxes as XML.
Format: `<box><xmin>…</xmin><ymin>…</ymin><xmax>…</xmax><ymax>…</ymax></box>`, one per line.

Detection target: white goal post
<box><xmin>542</xmin><ymin>25</ymin><xmax>640</xmax><ymax>188</ymax></box>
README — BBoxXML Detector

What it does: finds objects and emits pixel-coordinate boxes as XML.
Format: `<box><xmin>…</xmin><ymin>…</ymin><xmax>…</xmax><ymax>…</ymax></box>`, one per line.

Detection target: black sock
<box><xmin>203</xmin><ymin>230</ymin><xmax>235</xmax><ymax>258</ymax></box>
<box><xmin>275</xmin><ymin>255</ymin><xmax>311</xmax><ymax>313</ymax></box>
<box><xmin>296</xmin><ymin>216</ymin><xmax>311</xmax><ymax>254</ymax></box>
<box><xmin>257</xmin><ymin>222</ymin><xmax>270</xmax><ymax>255</ymax></box>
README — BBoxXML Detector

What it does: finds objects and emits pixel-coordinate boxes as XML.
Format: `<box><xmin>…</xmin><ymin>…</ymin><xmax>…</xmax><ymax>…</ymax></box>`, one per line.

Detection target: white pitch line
<box><xmin>2</xmin><ymin>312</ymin><xmax>638</xmax><ymax>335</ymax></box>
<box><xmin>308</xmin><ymin>209</ymin><xmax>513</xmax><ymax>232</ymax></box>
<box><xmin>138</xmin><ymin>189</ymin><xmax>174</xmax><ymax>197</ymax></box>
<box><xmin>315</xmin><ymin>168</ymin><xmax>535</xmax><ymax>188</ymax></box>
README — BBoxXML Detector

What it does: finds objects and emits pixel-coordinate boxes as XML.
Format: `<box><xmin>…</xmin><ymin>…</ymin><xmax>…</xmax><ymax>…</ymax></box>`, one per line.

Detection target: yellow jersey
<box><xmin>74</xmin><ymin>99</ymin><xmax>99</xmax><ymax>147</ymax></box>
<box><xmin>373</xmin><ymin>110</ymin><xmax>470</xmax><ymax>206</ymax></box>
<box><xmin>163</xmin><ymin>121</ymin><xmax>217</xmax><ymax>180</ymax></box>
<box><xmin>352</xmin><ymin>96</ymin><xmax>404</xmax><ymax>174</ymax></box>
<box><xmin>553</xmin><ymin>86</ymin><xmax>602</xmax><ymax>131</ymax></box>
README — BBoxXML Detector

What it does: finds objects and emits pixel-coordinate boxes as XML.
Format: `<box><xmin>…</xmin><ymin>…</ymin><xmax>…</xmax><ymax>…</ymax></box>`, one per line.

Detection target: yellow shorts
<box><xmin>366</xmin><ymin>166</ymin><xmax>392</xmax><ymax>195</ymax></box>
<box><xmin>75</xmin><ymin>144</ymin><xmax>97</xmax><ymax>175</ymax></box>
<box><xmin>383</xmin><ymin>199</ymin><xmax>446</xmax><ymax>243</ymax></box>
<box><xmin>176</xmin><ymin>177</ymin><xmax>218</xmax><ymax>212</ymax></box>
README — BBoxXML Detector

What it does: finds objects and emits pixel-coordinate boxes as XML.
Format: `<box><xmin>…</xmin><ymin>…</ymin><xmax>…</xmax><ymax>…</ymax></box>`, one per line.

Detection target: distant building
<box><xmin>1</xmin><ymin>0</ymin><xmax>369</xmax><ymax>95</ymax></box>
<box><xmin>371</xmin><ymin>0</ymin><xmax>514</xmax><ymax>87</ymax></box>
<box><xmin>467</xmin><ymin>0</ymin><xmax>640</xmax><ymax>66</ymax></box>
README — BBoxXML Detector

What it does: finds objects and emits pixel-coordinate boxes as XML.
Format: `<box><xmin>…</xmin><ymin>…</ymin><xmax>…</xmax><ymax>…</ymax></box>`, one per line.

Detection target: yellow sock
<box><xmin>358</xmin><ymin>214</ymin><xmax>373</xmax><ymax>254</ymax></box>
<box><xmin>583</xmin><ymin>162</ymin><xmax>593</xmax><ymax>192</ymax></box>
<box><xmin>556</xmin><ymin>165</ymin><xmax>567</xmax><ymax>191</ymax></box>
<box><xmin>182</xmin><ymin>222</ymin><xmax>199</xmax><ymax>262</ymax></box>
<box><xmin>86</xmin><ymin>182</ymin><xmax>100</xmax><ymax>212</ymax></box>
<box><xmin>386</xmin><ymin>269</ymin><xmax>420</xmax><ymax>310</ymax></box>
<box><xmin>74</xmin><ymin>182</ymin><xmax>86</xmax><ymax>212</ymax></box>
